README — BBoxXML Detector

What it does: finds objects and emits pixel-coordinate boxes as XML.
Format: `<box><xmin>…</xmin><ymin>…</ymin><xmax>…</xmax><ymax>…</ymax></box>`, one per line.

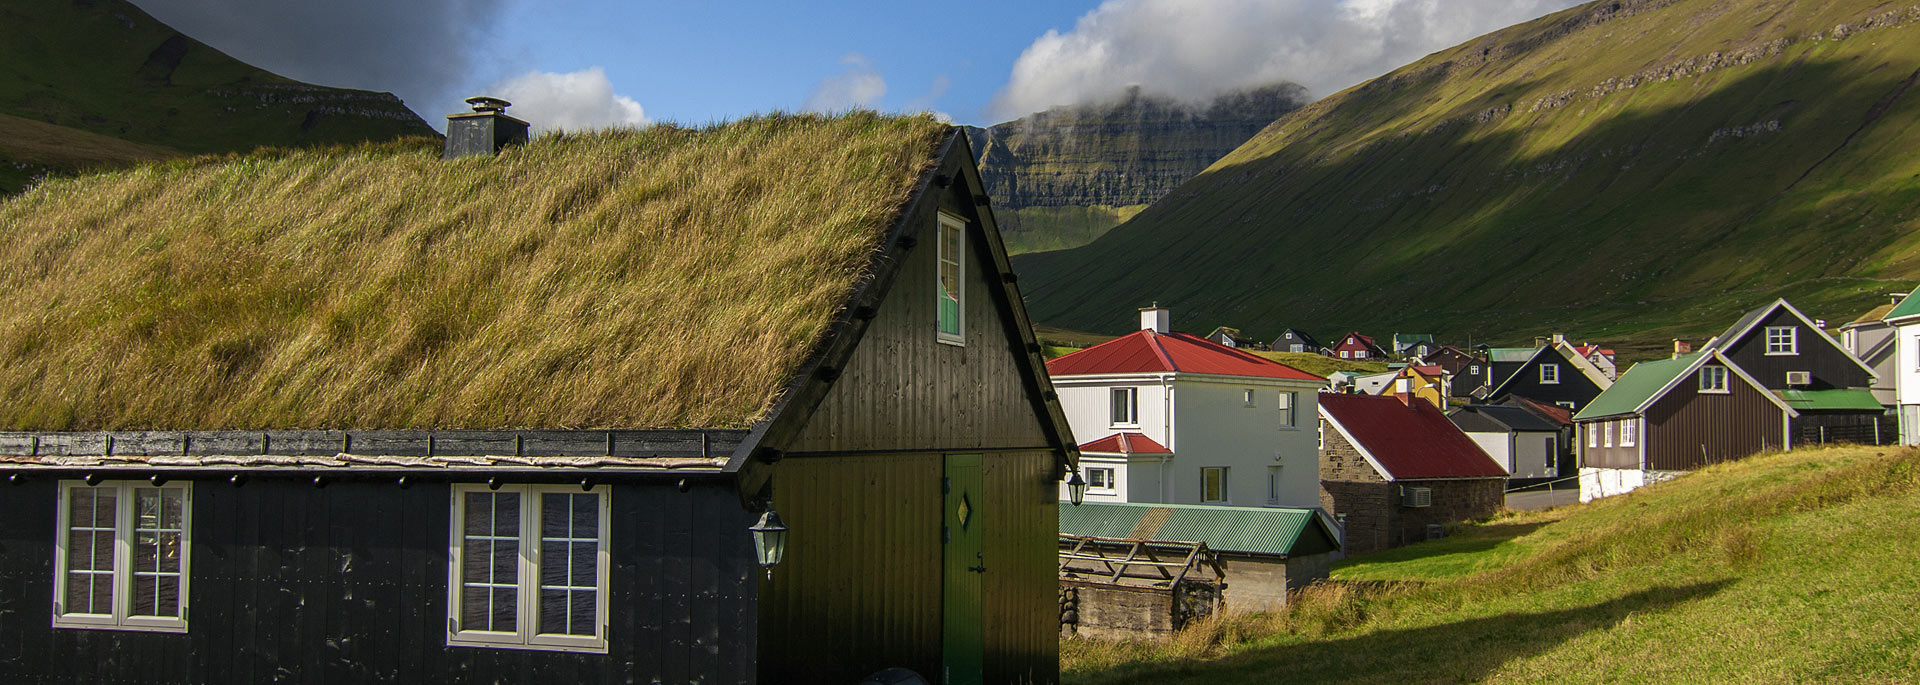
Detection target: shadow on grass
<box><xmin>1075</xmin><ymin>580</ymin><xmax>1731</xmax><ymax>684</ymax></box>
<box><xmin>1338</xmin><ymin>521</ymin><xmax>1552</xmax><ymax>572</ymax></box>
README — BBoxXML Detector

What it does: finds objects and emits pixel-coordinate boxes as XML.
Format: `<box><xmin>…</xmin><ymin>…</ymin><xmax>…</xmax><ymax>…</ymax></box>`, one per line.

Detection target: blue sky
<box><xmin>132</xmin><ymin>0</ymin><xmax>1585</xmax><ymax>131</ymax></box>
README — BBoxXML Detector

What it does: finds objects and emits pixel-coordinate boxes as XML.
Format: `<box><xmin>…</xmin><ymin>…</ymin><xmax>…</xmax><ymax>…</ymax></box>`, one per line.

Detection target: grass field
<box><xmin>1062</xmin><ymin>445</ymin><xmax>1920</xmax><ymax>682</ymax></box>
<box><xmin>1251</xmin><ymin>351</ymin><xmax>1389</xmax><ymax>378</ymax></box>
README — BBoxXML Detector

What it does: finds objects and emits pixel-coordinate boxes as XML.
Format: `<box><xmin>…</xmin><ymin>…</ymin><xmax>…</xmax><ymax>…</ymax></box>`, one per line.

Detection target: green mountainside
<box><xmin>1013</xmin><ymin>0</ymin><xmax>1920</xmax><ymax>352</ymax></box>
<box><xmin>0</xmin><ymin>0</ymin><xmax>435</xmax><ymax>194</ymax></box>
<box><xmin>965</xmin><ymin>84</ymin><xmax>1308</xmax><ymax>254</ymax></box>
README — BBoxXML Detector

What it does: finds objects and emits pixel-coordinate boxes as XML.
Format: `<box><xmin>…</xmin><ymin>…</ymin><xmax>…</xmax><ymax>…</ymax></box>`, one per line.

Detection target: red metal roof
<box><xmin>1510</xmin><ymin>396</ymin><xmax>1575</xmax><ymax>426</ymax></box>
<box><xmin>1047</xmin><ymin>330</ymin><xmax>1322</xmax><ymax>380</ymax></box>
<box><xmin>1408</xmin><ymin>365</ymin><xmax>1444</xmax><ymax>376</ymax></box>
<box><xmin>1078</xmin><ymin>432</ymin><xmax>1171</xmax><ymax>454</ymax></box>
<box><xmin>1319</xmin><ymin>394</ymin><xmax>1506</xmax><ymax>480</ymax></box>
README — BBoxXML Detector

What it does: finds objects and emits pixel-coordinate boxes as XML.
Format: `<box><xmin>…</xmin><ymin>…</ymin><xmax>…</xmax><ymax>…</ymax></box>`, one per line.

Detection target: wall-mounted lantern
<box><xmin>1065</xmin><ymin>470</ymin><xmax>1087</xmax><ymax>507</ymax></box>
<box><xmin>749</xmin><ymin>508</ymin><xmax>788</xmax><ymax>580</ymax></box>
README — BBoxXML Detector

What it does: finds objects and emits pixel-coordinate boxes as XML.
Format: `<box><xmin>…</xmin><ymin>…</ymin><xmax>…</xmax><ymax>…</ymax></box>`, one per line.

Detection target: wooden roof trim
<box><xmin>1715</xmin><ymin>298</ymin><xmax>1878</xmax><ymax>379</ymax></box>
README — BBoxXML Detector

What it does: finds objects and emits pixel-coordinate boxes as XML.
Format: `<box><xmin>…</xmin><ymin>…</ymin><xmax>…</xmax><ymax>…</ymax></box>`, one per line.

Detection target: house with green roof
<box><xmin>1883</xmin><ymin>288</ymin><xmax>1920</xmax><ymax>445</ymax></box>
<box><xmin>0</xmin><ymin>108</ymin><xmax>1076</xmax><ymax>683</ymax></box>
<box><xmin>1058</xmin><ymin>502</ymin><xmax>1340</xmax><ymax>614</ymax></box>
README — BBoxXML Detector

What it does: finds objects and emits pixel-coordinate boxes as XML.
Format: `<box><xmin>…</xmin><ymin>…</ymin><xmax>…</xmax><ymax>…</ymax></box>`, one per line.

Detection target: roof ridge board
<box><xmin>1144</xmin><ymin>331</ymin><xmax>1182</xmax><ymax>372</ymax></box>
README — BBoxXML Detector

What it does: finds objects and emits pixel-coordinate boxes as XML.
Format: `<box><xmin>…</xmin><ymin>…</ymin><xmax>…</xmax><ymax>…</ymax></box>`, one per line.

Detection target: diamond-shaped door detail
<box><xmin>957</xmin><ymin>494</ymin><xmax>972</xmax><ymax>530</ymax></box>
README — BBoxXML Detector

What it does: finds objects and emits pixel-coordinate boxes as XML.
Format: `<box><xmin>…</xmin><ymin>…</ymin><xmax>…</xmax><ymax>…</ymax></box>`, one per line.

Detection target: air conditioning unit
<box><xmin>1401</xmin><ymin>486</ymin><xmax>1431</xmax><ymax>508</ymax></box>
<box><xmin>1786</xmin><ymin>371</ymin><xmax>1812</xmax><ymax>386</ymax></box>
<box><xmin>1426</xmin><ymin>524</ymin><xmax>1447</xmax><ymax>540</ymax></box>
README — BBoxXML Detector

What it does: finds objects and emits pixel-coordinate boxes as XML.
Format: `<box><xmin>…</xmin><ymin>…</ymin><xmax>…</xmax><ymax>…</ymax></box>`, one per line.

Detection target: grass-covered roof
<box><xmin>0</xmin><ymin>112</ymin><xmax>950</xmax><ymax>430</ymax></box>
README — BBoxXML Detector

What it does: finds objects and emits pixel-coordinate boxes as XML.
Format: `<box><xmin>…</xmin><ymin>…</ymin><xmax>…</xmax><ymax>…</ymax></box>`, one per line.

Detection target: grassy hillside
<box><xmin>1062</xmin><ymin>445</ymin><xmax>1920</xmax><ymax>682</ymax></box>
<box><xmin>1016</xmin><ymin>0</ymin><xmax>1920</xmax><ymax>351</ymax></box>
<box><xmin>0</xmin><ymin>0</ymin><xmax>434</xmax><ymax>193</ymax></box>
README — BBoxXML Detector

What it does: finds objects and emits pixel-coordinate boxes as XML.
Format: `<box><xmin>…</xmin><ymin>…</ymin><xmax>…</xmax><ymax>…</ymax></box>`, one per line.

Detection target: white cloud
<box><xmin>989</xmin><ymin>0</ymin><xmax>1585</xmax><ymax>119</ymax></box>
<box><xmin>805</xmin><ymin>53</ymin><xmax>888</xmax><ymax>112</ymax></box>
<box><xmin>484</xmin><ymin>67</ymin><xmax>650</xmax><ymax>134</ymax></box>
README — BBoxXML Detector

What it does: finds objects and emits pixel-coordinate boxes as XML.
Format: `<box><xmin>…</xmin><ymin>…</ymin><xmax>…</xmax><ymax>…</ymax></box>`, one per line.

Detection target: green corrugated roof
<box><xmin>1774</xmin><ymin>388</ymin><xmax>1886</xmax><ymax>411</ymax></box>
<box><xmin>1488</xmin><ymin>347</ymin><xmax>1537</xmax><ymax>362</ymax></box>
<box><xmin>1058</xmin><ymin>502</ymin><xmax>1335</xmax><ymax>557</ymax></box>
<box><xmin>1574</xmin><ymin>351</ymin><xmax>1704</xmax><ymax>420</ymax></box>
<box><xmin>1886</xmin><ymin>289</ymin><xmax>1920</xmax><ymax>322</ymax></box>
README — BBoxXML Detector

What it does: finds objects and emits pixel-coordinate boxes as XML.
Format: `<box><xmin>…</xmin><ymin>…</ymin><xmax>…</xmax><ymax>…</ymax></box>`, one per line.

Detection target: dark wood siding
<box><xmin>760</xmin><ymin>451</ymin><xmax>1056</xmax><ymax>684</ymax></box>
<box><xmin>1720</xmin><ymin>308</ymin><xmax>1872</xmax><ymax>391</ymax></box>
<box><xmin>1579</xmin><ymin>419</ymin><xmax>1645</xmax><ymax>469</ymax></box>
<box><xmin>0</xmin><ymin>476</ymin><xmax>757</xmax><ymax>683</ymax></box>
<box><xmin>784</xmin><ymin>178</ymin><xmax>1053</xmax><ymax>454</ymax></box>
<box><xmin>1488</xmin><ymin>349</ymin><xmax>1607</xmax><ymax>411</ymax></box>
<box><xmin>1644</xmin><ymin>371</ymin><xmax>1786</xmax><ymax>471</ymax></box>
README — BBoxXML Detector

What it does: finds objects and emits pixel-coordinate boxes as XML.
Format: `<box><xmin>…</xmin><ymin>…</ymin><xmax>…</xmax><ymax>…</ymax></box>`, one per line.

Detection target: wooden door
<box><xmin>941</xmin><ymin>453</ymin><xmax>984</xmax><ymax>685</ymax></box>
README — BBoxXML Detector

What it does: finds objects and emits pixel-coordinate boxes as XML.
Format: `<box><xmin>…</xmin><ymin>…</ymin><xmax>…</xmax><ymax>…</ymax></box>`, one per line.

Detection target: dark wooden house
<box><xmin>1317</xmin><ymin>394</ymin><xmax>1506</xmax><ymax>555</ymax></box>
<box><xmin>1274</xmin><ymin>328</ymin><xmax>1322</xmax><ymax>354</ymax></box>
<box><xmin>1483</xmin><ymin>341</ymin><xmax>1613</xmax><ymax>412</ymax></box>
<box><xmin>1572</xmin><ymin>349</ymin><xmax>1793</xmax><ymax>501</ymax></box>
<box><xmin>1423</xmin><ymin>345</ymin><xmax>1491</xmax><ymax>399</ymax></box>
<box><xmin>1701</xmin><ymin>299</ymin><xmax>1889</xmax><ymax>444</ymax></box>
<box><xmin>1203</xmin><ymin>326</ymin><xmax>1268</xmax><ymax>350</ymax></box>
<box><xmin>0</xmin><ymin>113</ymin><xmax>1076</xmax><ymax>683</ymax></box>
<box><xmin>1327</xmin><ymin>332</ymin><xmax>1389</xmax><ymax>360</ymax></box>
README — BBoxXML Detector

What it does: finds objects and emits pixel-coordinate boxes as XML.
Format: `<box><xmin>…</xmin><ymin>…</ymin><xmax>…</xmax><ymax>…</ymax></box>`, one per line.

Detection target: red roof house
<box><xmin>1077</xmin><ymin>432</ymin><xmax>1172</xmax><ymax>455</ymax></box>
<box><xmin>1326</xmin><ymin>332</ymin><xmax>1390</xmax><ymax>360</ymax></box>
<box><xmin>1317</xmin><ymin>393</ymin><xmax>1507</xmax><ymax>554</ymax></box>
<box><xmin>1047</xmin><ymin>330</ymin><xmax>1322</xmax><ymax>381</ymax></box>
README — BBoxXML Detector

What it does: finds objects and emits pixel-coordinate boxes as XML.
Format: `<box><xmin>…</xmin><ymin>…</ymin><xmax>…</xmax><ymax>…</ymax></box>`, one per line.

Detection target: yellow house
<box><xmin>1384</xmin><ymin>364</ymin><xmax>1450</xmax><ymax>408</ymax></box>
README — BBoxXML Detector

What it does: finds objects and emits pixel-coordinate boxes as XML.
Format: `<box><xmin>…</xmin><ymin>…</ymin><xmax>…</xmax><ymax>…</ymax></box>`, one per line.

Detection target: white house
<box><xmin>1885</xmin><ymin>290</ymin><xmax>1920</xmax><ymax>443</ymax></box>
<box><xmin>1839</xmin><ymin>298</ymin><xmax>1900</xmax><ymax>406</ymax></box>
<box><xmin>1447</xmin><ymin>404</ymin><xmax>1561</xmax><ymax>479</ymax></box>
<box><xmin>1049</xmin><ymin>305</ymin><xmax>1328</xmax><ymax>508</ymax></box>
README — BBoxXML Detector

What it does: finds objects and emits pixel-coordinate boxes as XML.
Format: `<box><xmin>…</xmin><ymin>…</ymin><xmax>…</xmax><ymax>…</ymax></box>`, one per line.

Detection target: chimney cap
<box><xmin>465</xmin><ymin>96</ymin><xmax>513</xmax><ymax>113</ymax></box>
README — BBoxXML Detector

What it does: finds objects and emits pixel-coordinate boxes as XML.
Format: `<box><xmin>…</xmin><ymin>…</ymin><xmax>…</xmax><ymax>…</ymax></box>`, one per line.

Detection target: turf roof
<box><xmin>0</xmin><ymin>112</ymin><xmax>951</xmax><ymax>430</ymax></box>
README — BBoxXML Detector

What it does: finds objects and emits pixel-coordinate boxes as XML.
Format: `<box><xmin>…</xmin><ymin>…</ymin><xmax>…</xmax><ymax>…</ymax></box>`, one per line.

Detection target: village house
<box><xmin>1838</xmin><ymin>299</ymin><xmax>1899</xmax><ymax>406</ymax></box>
<box><xmin>1701</xmin><ymin>299</ymin><xmax>1887</xmax><ymax>445</ymax></box>
<box><xmin>1058</xmin><ymin>502</ymin><xmax>1341</xmax><ymax>616</ymax></box>
<box><xmin>1274</xmin><ymin>328</ymin><xmax>1323</xmax><ymax>354</ymax></box>
<box><xmin>1392</xmin><ymin>333</ymin><xmax>1437</xmax><ymax>359</ymax></box>
<box><xmin>1448</xmin><ymin>405</ymin><xmax>1562</xmax><ymax>479</ymax></box>
<box><xmin>1483</xmin><ymin>337</ymin><xmax>1614</xmax><ymax>412</ymax></box>
<box><xmin>0</xmin><ymin>111</ymin><xmax>1075</xmax><ymax>683</ymax></box>
<box><xmin>1048</xmin><ymin>307</ymin><xmax>1327</xmax><ymax>509</ymax></box>
<box><xmin>1381</xmin><ymin>364</ymin><xmax>1449</xmax><ymax>409</ymax></box>
<box><xmin>1884</xmin><ymin>289</ymin><xmax>1920</xmax><ymax>444</ymax></box>
<box><xmin>1204</xmin><ymin>326</ymin><xmax>1269</xmax><ymax>350</ymax></box>
<box><xmin>1572</xmin><ymin>348</ymin><xmax>1794</xmax><ymax>501</ymax></box>
<box><xmin>1572</xmin><ymin>344</ymin><xmax>1620</xmax><ymax>380</ymax></box>
<box><xmin>1421</xmin><ymin>345</ymin><xmax>1492</xmax><ymax>399</ymax></box>
<box><xmin>1317</xmin><ymin>394</ymin><xmax>1506</xmax><ymax>555</ymax></box>
<box><xmin>1327</xmin><ymin>332</ymin><xmax>1390</xmax><ymax>360</ymax></box>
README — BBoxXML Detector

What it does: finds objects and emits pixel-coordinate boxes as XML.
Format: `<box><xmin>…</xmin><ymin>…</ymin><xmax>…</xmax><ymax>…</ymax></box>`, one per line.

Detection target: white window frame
<box><xmin>447</xmin><ymin>484</ymin><xmax>611</xmax><ymax>653</ymax></box>
<box><xmin>1764</xmin><ymin>326</ymin><xmax>1797</xmax><ymax>356</ymax></box>
<box><xmin>1604</xmin><ymin>421</ymin><xmax>1613</xmax><ymax>448</ymax></box>
<box><xmin>1111</xmin><ymin>387</ymin><xmax>1139</xmax><ymax>426</ymax></box>
<box><xmin>1266</xmin><ymin>465</ymin><xmax>1284</xmax><ymax>506</ymax></box>
<box><xmin>1243</xmin><ymin>389</ymin><xmax>1256</xmax><ymax>407</ymax></box>
<box><xmin>53</xmin><ymin>480</ymin><xmax>192</xmax><ymax>633</ymax></box>
<box><xmin>1621</xmin><ymin>418</ymin><xmax>1637</xmax><ymax>447</ymax></box>
<box><xmin>1540</xmin><ymin>364</ymin><xmax>1560</xmax><ymax>384</ymax></box>
<box><xmin>935</xmin><ymin>213</ymin><xmax>966</xmax><ymax>346</ymax></box>
<box><xmin>1587</xmin><ymin>423</ymin><xmax>1597</xmax><ymax>448</ymax></box>
<box><xmin>1086</xmin><ymin>467</ymin><xmax>1116</xmax><ymax>492</ymax></box>
<box><xmin>1201</xmin><ymin>467</ymin><xmax>1229</xmax><ymax>504</ymax></box>
<box><xmin>1277</xmin><ymin>391</ymin><xmax>1297</xmax><ymax>428</ymax></box>
<box><xmin>1469</xmin><ymin>364</ymin><xmax>1481</xmax><ymax>375</ymax></box>
<box><xmin>1700</xmin><ymin>365</ymin><xmax>1730</xmax><ymax>394</ymax></box>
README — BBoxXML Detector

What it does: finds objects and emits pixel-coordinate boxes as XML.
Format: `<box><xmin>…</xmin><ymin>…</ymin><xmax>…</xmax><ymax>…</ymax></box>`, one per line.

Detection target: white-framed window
<box><xmin>448</xmin><ymin>484</ymin><xmax>610</xmax><ymax>653</ymax></box>
<box><xmin>1621</xmin><ymin>418</ymin><xmax>1637</xmax><ymax>447</ymax></box>
<box><xmin>1243</xmin><ymin>389</ymin><xmax>1256</xmax><ymax>407</ymax></box>
<box><xmin>1556</xmin><ymin>401</ymin><xmax>1577</xmax><ymax>409</ymax></box>
<box><xmin>1469</xmin><ymin>364</ymin><xmax>1481</xmax><ymax>375</ymax></box>
<box><xmin>1764</xmin><ymin>326</ymin><xmax>1797</xmax><ymax>355</ymax></box>
<box><xmin>1355</xmin><ymin>350</ymin><xmax>1368</xmax><ymax>359</ymax></box>
<box><xmin>1540</xmin><ymin>364</ymin><xmax>1560</xmax><ymax>384</ymax></box>
<box><xmin>1277</xmin><ymin>391</ymin><xmax>1297</xmax><ymax>428</ymax></box>
<box><xmin>54</xmin><ymin>480</ymin><xmax>191</xmax><ymax>633</ymax></box>
<box><xmin>1201</xmin><ymin>467</ymin><xmax>1228</xmax><ymax>504</ymax></box>
<box><xmin>1700</xmin><ymin>365</ymin><xmax>1729</xmax><ymax>393</ymax></box>
<box><xmin>935</xmin><ymin>213</ymin><xmax>966</xmax><ymax>345</ymax></box>
<box><xmin>1586</xmin><ymin>423</ymin><xmax>1597</xmax><ymax>448</ymax></box>
<box><xmin>1603</xmin><ymin>421</ymin><xmax>1613</xmax><ymax>447</ymax></box>
<box><xmin>1266</xmin><ymin>465</ymin><xmax>1284</xmax><ymax>506</ymax></box>
<box><xmin>1543</xmin><ymin>436</ymin><xmax>1558</xmax><ymax>474</ymax></box>
<box><xmin>1110</xmin><ymin>387</ymin><xmax>1138</xmax><ymax>426</ymax></box>
<box><xmin>1086</xmin><ymin>467</ymin><xmax>1116</xmax><ymax>492</ymax></box>
<box><xmin>1317</xmin><ymin>420</ymin><xmax>1325</xmax><ymax>450</ymax></box>
<box><xmin>1339</xmin><ymin>350</ymin><xmax>1351</xmax><ymax>359</ymax></box>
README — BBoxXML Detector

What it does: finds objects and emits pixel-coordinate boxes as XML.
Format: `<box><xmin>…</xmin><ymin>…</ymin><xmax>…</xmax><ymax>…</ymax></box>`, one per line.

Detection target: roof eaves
<box><xmin>1317</xmin><ymin>405</ymin><xmax>1394</xmax><ymax>481</ymax></box>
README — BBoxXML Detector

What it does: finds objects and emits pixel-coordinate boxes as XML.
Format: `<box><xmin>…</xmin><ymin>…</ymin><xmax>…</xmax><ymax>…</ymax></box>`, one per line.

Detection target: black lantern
<box><xmin>1065</xmin><ymin>469</ymin><xmax>1087</xmax><ymax>507</ymax></box>
<box><xmin>749</xmin><ymin>508</ymin><xmax>789</xmax><ymax>579</ymax></box>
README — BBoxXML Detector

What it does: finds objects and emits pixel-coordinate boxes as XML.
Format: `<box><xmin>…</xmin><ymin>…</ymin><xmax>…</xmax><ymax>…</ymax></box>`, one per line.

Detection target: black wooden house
<box><xmin>1483</xmin><ymin>341</ymin><xmax>1613</xmax><ymax>412</ymax></box>
<box><xmin>0</xmin><ymin>112</ymin><xmax>1076</xmax><ymax>683</ymax></box>
<box><xmin>1700</xmin><ymin>299</ymin><xmax>1891</xmax><ymax>444</ymax></box>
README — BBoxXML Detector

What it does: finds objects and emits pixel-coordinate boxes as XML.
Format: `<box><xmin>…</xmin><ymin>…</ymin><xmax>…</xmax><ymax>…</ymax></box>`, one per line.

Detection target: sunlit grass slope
<box><xmin>1063</xmin><ymin>445</ymin><xmax>1920</xmax><ymax>683</ymax></box>
<box><xmin>0</xmin><ymin>112</ymin><xmax>947</xmax><ymax>430</ymax></box>
<box><xmin>1018</xmin><ymin>0</ymin><xmax>1920</xmax><ymax>351</ymax></box>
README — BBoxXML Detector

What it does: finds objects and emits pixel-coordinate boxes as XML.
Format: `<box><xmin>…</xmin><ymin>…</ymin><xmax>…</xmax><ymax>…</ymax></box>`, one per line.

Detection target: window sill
<box><xmin>936</xmin><ymin>337</ymin><xmax>966</xmax><ymax>348</ymax></box>
<box><xmin>1110</xmin><ymin>423</ymin><xmax>1141</xmax><ymax>430</ymax></box>
<box><xmin>448</xmin><ymin>636</ymin><xmax>609</xmax><ymax>654</ymax></box>
<box><xmin>52</xmin><ymin>619</ymin><xmax>188</xmax><ymax>634</ymax></box>
<box><xmin>1762</xmin><ymin>351</ymin><xmax>1798</xmax><ymax>356</ymax></box>
<box><xmin>1699</xmin><ymin>389</ymin><xmax>1731</xmax><ymax>395</ymax></box>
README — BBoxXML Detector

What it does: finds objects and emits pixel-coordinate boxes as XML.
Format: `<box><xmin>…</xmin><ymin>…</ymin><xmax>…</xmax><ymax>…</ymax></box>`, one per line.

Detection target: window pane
<box><xmin>460</xmin><ymin>491</ymin><xmax>520</xmax><ymax>633</ymax></box>
<box><xmin>540</xmin><ymin>588</ymin><xmax>569</xmax><ymax>634</ymax></box>
<box><xmin>538</xmin><ymin>493</ymin><xmax>600</xmax><ymax>637</ymax></box>
<box><xmin>570</xmin><ymin>588</ymin><xmax>595</xmax><ymax>636</ymax></box>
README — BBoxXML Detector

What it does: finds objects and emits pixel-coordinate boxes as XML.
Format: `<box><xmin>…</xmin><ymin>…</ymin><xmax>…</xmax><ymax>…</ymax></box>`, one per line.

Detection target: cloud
<box><xmin>804</xmin><ymin>53</ymin><xmax>888</xmax><ymax>112</ymax></box>
<box><xmin>484</xmin><ymin>67</ymin><xmax>650</xmax><ymax>134</ymax></box>
<box><xmin>131</xmin><ymin>0</ymin><xmax>508</xmax><ymax>119</ymax></box>
<box><xmin>989</xmin><ymin>0</ymin><xmax>1585</xmax><ymax>119</ymax></box>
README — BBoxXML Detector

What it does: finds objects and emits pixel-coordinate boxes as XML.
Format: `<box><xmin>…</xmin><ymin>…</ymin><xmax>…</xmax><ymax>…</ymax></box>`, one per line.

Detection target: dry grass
<box><xmin>0</xmin><ymin>112</ymin><xmax>949</xmax><ymax>429</ymax></box>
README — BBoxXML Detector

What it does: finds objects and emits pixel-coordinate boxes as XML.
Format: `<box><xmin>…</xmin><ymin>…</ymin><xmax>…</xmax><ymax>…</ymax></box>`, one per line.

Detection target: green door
<box><xmin>942</xmin><ymin>453</ymin><xmax>985</xmax><ymax>685</ymax></box>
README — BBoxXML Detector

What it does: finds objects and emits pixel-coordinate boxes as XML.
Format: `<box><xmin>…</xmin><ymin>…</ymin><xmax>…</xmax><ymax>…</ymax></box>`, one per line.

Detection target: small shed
<box><xmin>1318</xmin><ymin>394</ymin><xmax>1507</xmax><ymax>555</ymax></box>
<box><xmin>1059</xmin><ymin>502</ymin><xmax>1341</xmax><ymax>613</ymax></box>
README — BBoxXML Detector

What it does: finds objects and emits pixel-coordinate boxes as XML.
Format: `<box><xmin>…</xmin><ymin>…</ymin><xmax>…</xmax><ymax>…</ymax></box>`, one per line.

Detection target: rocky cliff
<box><xmin>964</xmin><ymin>84</ymin><xmax>1307</xmax><ymax>253</ymax></box>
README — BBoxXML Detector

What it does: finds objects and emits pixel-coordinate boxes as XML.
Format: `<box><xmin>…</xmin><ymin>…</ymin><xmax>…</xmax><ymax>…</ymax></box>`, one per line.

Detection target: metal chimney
<box><xmin>444</xmin><ymin>96</ymin><xmax>530</xmax><ymax>159</ymax></box>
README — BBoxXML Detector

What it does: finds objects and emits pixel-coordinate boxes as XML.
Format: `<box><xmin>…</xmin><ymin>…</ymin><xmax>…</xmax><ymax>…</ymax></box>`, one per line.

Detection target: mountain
<box><xmin>0</xmin><ymin>0</ymin><xmax>436</xmax><ymax>194</ymax></box>
<box><xmin>964</xmin><ymin>83</ymin><xmax>1308</xmax><ymax>254</ymax></box>
<box><xmin>1012</xmin><ymin>0</ymin><xmax>1920</xmax><ymax>357</ymax></box>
